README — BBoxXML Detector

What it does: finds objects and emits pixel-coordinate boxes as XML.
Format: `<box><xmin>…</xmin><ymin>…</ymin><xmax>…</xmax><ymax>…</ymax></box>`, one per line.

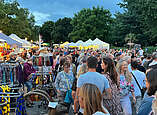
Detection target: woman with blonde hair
<box><xmin>79</xmin><ymin>83</ymin><xmax>110</xmax><ymax>115</ymax></box>
<box><xmin>76</xmin><ymin>64</ymin><xmax>88</xmax><ymax>79</ymax></box>
<box><xmin>72</xmin><ymin>64</ymin><xmax>88</xmax><ymax>114</ymax></box>
<box><xmin>117</xmin><ymin>60</ymin><xmax>136</xmax><ymax>115</ymax></box>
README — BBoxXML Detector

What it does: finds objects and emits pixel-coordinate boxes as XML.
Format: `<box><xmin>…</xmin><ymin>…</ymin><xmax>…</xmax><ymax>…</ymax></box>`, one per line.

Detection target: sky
<box><xmin>17</xmin><ymin>0</ymin><xmax>123</xmax><ymax>26</ymax></box>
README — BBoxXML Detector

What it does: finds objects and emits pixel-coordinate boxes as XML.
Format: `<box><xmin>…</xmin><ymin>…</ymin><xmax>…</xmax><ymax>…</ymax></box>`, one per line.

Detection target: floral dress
<box><xmin>120</xmin><ymin>75</ymin><xmax>134</xmax><ymax>97</ymax></box>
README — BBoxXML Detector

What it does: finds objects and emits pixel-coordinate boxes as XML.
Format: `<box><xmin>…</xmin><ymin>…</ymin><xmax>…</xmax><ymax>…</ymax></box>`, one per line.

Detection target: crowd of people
<box><xmin>1</xmin><ymin>47</ymin><xmax>157</xmax><ymax>115</ymax></box>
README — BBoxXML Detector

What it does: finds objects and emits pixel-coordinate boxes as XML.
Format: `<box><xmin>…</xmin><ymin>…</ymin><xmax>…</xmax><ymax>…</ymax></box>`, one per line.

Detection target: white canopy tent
<box><xmin>76</xmin><ymin>40</ymin><xmax>84</xmax><ymax>46</ymax></box>
<box><xmin>9</xmin><ymin>34</ymin><xmax>32</xmax><ymax>47</ymax></box>
<box><xmin>93</xmin><ymin>38</ymin><xmax>110</xmax><ymax>50</ymax></box>
<box><xmin>65</xmin><ymin>42</ymin><xmax>77</xmax><ymax>47</ymax></box>
<box><xmin>85</xmin><ymin>39</ymin><xmax>93</xmax><ymax>45</ymax></box>
<box><xmin>60</xmin><ymin>38</ymin><xmax>109</xmax><ymax>50</ymax></box>
<box><xmin>0</xmin><ymin>39</ymin><xmax>6</xmax><ymax>42</ymax></box>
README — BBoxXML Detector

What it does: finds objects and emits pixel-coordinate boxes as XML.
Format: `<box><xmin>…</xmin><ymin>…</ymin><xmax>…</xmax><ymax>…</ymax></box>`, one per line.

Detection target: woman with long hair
<box><xmin>101</xmin><ymin>57</ymin><xmax>123</xmax><ymax>115</ymax></box>
<box><xmin>79</xmin><ymin>83</ymin><xmax>110</xmax><ymax>115</ymax></box>
<box><xmin>117</xmin><ymin>60</ymin><xmax>136</xmax><ymax>115</ymax></box>
<box><xmin>72</xmin><ymin>64</ymin><xmax>88</xmax><ymax>114</ymax></box>
<box><xmin>138</xmin><ymin>69</ymin><xmax>157</xmax><ymax>115</ymax></box>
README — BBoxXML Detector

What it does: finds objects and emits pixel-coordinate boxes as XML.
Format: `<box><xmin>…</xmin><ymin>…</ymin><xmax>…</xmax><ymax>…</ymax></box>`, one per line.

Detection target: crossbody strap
<box><xmin>131</xmin><ymin>72</ymin><xmax>142</xmax><ymax>91</ymax></box>
<box><xmin>63</xmin><ymin>72</ymin><xmax>70</xmax><ymax>90</ymax></box>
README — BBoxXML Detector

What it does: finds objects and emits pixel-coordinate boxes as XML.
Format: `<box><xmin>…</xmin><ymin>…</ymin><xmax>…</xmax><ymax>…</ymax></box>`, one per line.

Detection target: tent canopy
<box><xmin>0</xmin><ymin>33</ymin><xmax>22</xmax><ymax>46</ymax></box>
<box><xmin>84</xmin><ymin>39</ymin><xmax>93</xmax><ymax>46</ymax></box>
<box><xmin>93</xmin><ymin>38</ymin><xmax>109</xmax><ymax>50</ymax></box>
<box><xmin>9</xmin><ymin>34</ymin><xmax>31</xmax><ymax>47</ymax></box>
<box><xmin>76</xmin><ymin>40</ymin><xmax>84</xmax><ymax>46</ymax></box>
<box><xmin>0</xmin><ymin>39</ymin><xmax>6</xmax><ymax>42</ymax></box>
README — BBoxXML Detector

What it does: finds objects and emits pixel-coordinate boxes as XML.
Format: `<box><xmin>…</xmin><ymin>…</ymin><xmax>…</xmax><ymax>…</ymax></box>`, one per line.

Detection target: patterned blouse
<box><xmin>55</xmin><ymin>71</ymin><xmax>74</xmax><ymax>92</ymax></box>
<box><xmin>120</xmin><ymin>75</ymin><xmax>134</xmax><ymax>97</ymax></box>
<box><xmin>103</xmin><ymin>74</ymin><xmax>123</xmax><ymax>115</ymax></box>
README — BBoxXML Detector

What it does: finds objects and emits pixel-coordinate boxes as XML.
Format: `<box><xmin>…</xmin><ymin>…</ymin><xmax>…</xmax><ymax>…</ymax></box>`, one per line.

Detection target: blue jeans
<box><xmin>120</xmin><ymin>95</ymin><xmax>132</xmax><ymax>115</ymax></box>
<box><xmin>24</xmin><ymin>81</ymin><xmax>32</xmax><ymax>92</ymax></box>
<box><xmin>130</xmin><ymin>96</ymin><xmax>142</xmax><ymax>115</ymax></box>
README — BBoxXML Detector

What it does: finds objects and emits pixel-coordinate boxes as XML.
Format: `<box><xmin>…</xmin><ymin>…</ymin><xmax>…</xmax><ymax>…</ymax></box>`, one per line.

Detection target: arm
<box><xmin>103</xmin><ymin>77</ymin><xmax>112</xmax><ymax>99</ymax></box>
<box><xmin>74</xmin><ymin>88</ymin><xmax>80</xmax><ymax>113</ymax></box>
<box><xmin>132</xmin><ymin>91</ymin><xmax>136</xmax><ymax>103</ymax></box>
<box><xmin>55</xmin><ymin>72</ymin><xmax>61</xmax><ymax>93</ymax></box>
<box><xmin>74</xmin><ymin>76</ymin><xmax>83</xmax><ymax>113</ymax></box>
<box><xmin>103</xmin><ymin>88</ymin><xmax>112</xmax><ymax>99</ymax></box>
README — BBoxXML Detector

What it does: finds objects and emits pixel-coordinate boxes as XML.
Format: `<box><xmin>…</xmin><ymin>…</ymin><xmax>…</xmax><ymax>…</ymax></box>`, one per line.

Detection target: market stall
<box><xmin>0</xmin><ymin>33</ymin><xmax>22</xmax><ymax>47</ymax></box>
<box><xmin>9</xmin><ymin>34</ymin><xmax>32</xmax><ymax>48</ymax></box>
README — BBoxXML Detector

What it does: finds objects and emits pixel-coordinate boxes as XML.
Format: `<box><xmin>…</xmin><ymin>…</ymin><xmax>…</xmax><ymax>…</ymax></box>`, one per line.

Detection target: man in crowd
<box><xmin>131</xmin><ymin>60</ymin><xmax>146</xmax><ymax>114</ymax></box>
<box><xmin>75</xmin><ymin>56</ymin><xmax>111</xmax><ymax>114</ymax></box>
<box><xmin>148</xmin><ymin>52</ymin><xmax>157</xmax><ymax>69</ymax></box>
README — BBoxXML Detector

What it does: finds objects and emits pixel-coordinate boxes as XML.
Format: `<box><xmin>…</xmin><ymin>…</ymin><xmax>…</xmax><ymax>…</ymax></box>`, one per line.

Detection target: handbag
<box><xmin>63</xmin><ymin>72</ymin><xmax>73</xmax><ymax>104</ymax></box>
<box><xmin>131</xmin><ymin>72</ymin><xmax>147</xmax><ymax>98</ymax></box>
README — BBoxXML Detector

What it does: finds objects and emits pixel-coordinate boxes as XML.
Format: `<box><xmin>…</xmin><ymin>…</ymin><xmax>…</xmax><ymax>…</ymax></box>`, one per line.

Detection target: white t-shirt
<box><xmin>93</xmin><ymin>112</ymin><xmax>110</xmax><ymax>115</ymax></box>
<box><xmin>93</xmin><ymin>108</ymin><xmax>110</xmax><ymax>115</ymax></box>
<box><xmin>139</xmin><ymin>49</ymin><xmax>144</xmax><ymax>56</ymax></box>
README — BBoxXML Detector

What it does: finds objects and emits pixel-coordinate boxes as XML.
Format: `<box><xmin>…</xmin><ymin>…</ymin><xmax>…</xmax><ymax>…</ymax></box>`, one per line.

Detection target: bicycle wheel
<box><xmin>31</xmin><ymin>89</ymin><xmax>54</xmax><ymax>102</ymax></box>
<box><xmin>24</xmin><ymin>91</ymin><xmax>50</xmax><ymax>115</ymax></box>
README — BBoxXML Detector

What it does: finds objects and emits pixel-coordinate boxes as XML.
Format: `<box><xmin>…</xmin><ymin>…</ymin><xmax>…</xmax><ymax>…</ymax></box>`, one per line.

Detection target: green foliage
<box><xmin>69</xmin><ymin>6</ymin><xmax>113</xmax><ymax>43</ymax></box>
<box><xmin>144</xmin><ymin>46</ymin><xmax>157</xmax><ymax>54</ymax></box>
<box><xmin>40</xmin><ymin>21</ymin><xmax>54</xmax><ymax>42</ymax></box>
<box><xmin>40</xmin><ymin>17</ymin><xmax>73</xmax><ymax>43</ymax></box>
<box><xmin>0</xmin><ymin>1</ymin><xmax>38</xmax><ymax>40</ymax></box>
<box><xmin>52</xmin><ymin>17</ymin><xmax>73</xmax><ymax>43</ymax></box>
<box><xmin>114</xmin><ymin>0</ymin><xmax>157</xmax><ymax>47</ymax></box>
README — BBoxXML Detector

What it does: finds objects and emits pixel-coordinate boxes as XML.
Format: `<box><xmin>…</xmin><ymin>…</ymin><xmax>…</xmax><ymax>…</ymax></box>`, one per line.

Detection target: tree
<box><xmin>51</xmin><ymin>17</ymin><xmax>73</xmax><ymax>43</ymax></box>
<box><xmin>31</xmin><ymin>25</ymin><xmax>40</xmax><ymax>41</ymax></box>
<box><xmin>40</xmin><ymin>21</ymin><xmax>54</xmax><ymax>42</ymax></box>
<box><xmin>0</xmin><ymin>1</ymin><xmax>36</xmax><ymax>40</ymax></box>
<box><xmin>69</xmin><ymin>6</ymin><xmax>113</xmax><ymax>43</ymax></box>
<box><xmin>117</xmin><ymin>0</ymin><xmax>157</xmax><ymax>46</ymax></box>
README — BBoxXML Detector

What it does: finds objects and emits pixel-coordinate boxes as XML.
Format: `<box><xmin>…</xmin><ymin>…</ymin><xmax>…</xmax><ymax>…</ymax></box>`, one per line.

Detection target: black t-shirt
<box><xmin>137</xmin><ymin>65</ymin><xmax>146</xmax><ymax>73</ymax></box>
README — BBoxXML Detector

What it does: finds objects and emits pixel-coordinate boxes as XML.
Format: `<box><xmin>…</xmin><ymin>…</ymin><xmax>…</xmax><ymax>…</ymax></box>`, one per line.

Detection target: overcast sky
<box><xmin>17</xmin><ymin>0</ymin><xmax>123</xmax><ymax>26</ymax></box>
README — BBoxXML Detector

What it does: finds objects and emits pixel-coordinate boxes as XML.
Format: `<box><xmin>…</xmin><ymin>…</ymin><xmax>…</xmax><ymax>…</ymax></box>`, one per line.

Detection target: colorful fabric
<box><xmin>0</xmin><ymin>85</ymin><xmax>11</xmax><ymax>115</ymax></box>
<box><xmin>120</xmin><ymin>75</ymin><xmax>134</xmax><ymax>97</ymax></box>
<box><xmin>55</xmin><ymin>71</ymin><xmax>74</xmax><ymax>92</ymax></box>
<box><xmin>16</xmin><ymin>95</ymin><xmax>27</xmax><ymax>115</ymax></box>
<box><xmin>103</xmin><ymin>74</ymin><xmax>123</xmax><ymax>115</ymax></box>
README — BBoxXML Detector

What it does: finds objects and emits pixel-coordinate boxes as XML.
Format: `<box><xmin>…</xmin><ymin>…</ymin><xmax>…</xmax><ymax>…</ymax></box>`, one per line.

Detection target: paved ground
<box><xmin>26</xmin><ymin>101</ymin><xmax>48</xmax><ymax>115</ymax></box>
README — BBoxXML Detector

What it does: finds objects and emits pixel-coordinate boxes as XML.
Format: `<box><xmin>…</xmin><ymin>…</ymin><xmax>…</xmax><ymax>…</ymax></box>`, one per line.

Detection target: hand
<box><xmin>72</xmin><ymin>91</ymin><xmax>76</xmax><ymax>99</ymax></box>
<box><xmin>57</xmin><ymin>90</ymin><xmax>61</xmax><ymax>94</ymax></box>
<box><xmin>133</xmin><ymin>97</ymin><xmax>136</xmax><ymax>104</ymax></box>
